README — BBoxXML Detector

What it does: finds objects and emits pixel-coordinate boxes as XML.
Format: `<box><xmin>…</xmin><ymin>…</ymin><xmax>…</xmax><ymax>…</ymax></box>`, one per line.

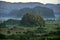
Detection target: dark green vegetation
<box><xmin>0</xmin><ymin>13</ymin><xmax>60</xmax><ymax>40</ymax></box>
<box><xmin>20</xmin><ymin>13</ymin><xmax>45</xmax><ymax>27</ymax></box>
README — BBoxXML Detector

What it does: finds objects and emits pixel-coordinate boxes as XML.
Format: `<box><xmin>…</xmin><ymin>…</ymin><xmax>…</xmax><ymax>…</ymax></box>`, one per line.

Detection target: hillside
<box><xmin>0</xmin><ymin>1</ymin><xmax>57</xmax><ymax>20</ymax></box>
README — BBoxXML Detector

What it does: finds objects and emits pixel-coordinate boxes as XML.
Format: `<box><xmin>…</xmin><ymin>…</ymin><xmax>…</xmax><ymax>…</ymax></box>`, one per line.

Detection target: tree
<box><xmin>7</xmin><ymin>31</ymin><xmax>11</xmax><ymax>34</ymax></box>
<box><xmin>20</xmin><ymin>13</ymin><xmax>45</xmax><ymax>27</ymax></box>
<box><xmin>0</xmin><ymin>33</ymin><xmax>6</xmax><ymax>39</ymax></box>
<box><xmin>55</xmin><ymin>24</ymin><xmax>60</xmax><ymax>35</ymax></box>
<box><xmin>0</xmin><ymin>23</ymin><xmax>6</xmax><ymax>28</ymax></box>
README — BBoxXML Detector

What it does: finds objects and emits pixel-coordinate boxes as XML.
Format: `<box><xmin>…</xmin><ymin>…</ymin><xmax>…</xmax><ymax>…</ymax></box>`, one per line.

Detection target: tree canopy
<box><xmin>20</xmin><ymin>13</ymin><xmax>45</xmax><ymax>27</ymax></box>
<box><xmin>0</xmin><ymin>23</ymin><xmax>6</xmax><ymax>28</ymax></box>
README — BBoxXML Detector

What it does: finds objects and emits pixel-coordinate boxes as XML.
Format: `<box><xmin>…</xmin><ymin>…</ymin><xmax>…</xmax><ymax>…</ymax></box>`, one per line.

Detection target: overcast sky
<box><xmin>0</xmin><ymin>0</ymin><xmax>60</xmax><ymax>4</ymax></box>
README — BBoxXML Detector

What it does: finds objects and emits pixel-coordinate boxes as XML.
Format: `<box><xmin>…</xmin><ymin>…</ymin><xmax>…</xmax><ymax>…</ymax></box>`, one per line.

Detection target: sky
<box><xmin>0</xmin><ymin>0</ymin><xmax>60</xmax><ymax>4</ymax></box>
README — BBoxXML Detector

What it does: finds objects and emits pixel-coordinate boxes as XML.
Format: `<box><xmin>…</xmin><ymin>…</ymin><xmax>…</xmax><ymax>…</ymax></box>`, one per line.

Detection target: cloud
<box><xmin>1</xmin><ymin>0</ymin><xmax>60</xmax><ymax>4</ymax></box>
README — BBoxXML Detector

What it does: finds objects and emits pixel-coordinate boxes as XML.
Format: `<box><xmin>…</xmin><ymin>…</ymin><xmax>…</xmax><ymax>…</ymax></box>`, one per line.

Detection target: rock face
<box><xmin>0</xmin><ymin>1</ymin><xmax>59</xmax><ymax>20</ymax></box>
<box><xmin>9</xmin><ymin>6</ymin><xmax>54</xmax><ymax>19</ymax></box>
<box><xmin>45</xmin><ymin>4</ymin><xmax>60</xmax><ymax>20</ymax></box>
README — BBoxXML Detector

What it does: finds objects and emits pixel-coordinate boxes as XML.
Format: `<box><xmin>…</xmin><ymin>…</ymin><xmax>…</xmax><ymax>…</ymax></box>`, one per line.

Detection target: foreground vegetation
<box><xmin>0</xmin><ymin>13</ymin><xmax>60</xmax><ymax>40</ymax></box>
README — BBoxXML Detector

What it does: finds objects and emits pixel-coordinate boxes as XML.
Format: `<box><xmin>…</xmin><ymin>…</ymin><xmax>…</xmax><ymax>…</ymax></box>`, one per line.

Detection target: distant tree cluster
<box><xmin>0</xmin><ymin>23</ymin><xmax>6</xmax><ymax>28</ymax></box>
<box><xmin>20</xmin><ymin>13</ymin><xmax>45</xmax><ymax>27</ymax></box>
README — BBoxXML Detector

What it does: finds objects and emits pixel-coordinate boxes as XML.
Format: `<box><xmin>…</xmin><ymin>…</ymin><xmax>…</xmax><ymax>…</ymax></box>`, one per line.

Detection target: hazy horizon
<box><xmin>0</xmin><ymin>0</ymin><xmax>60</xmax><ymax>20</ymax></box>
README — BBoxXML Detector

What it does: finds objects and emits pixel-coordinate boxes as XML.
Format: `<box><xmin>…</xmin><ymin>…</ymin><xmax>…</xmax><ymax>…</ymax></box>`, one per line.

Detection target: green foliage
<box><xmin>3</xmin><ymin>19</ymin><xmax>20</xmax><ymax>25</ymax></box>
<box><xmin>55</xmin><ymin>24</ymin><xmax>60</xmax><ymax>35</ymax></box>
<box><xmin>0</xmin><ymin>33</ymin><xmax>7</xmax><ymax>39</ymax></box>
<box><xmin>0</xmin><ymin>23</ymin><xmax>6</xmax><ymax>28</ymax></box>
<box><xmin>7</xmin><ymin>31</ymin><xmax>11</xmax><ymax>34</ymax></box>
<box><xmin>20</xmin><ymin>13</ymin><xmax>45</xmax><ymax>27</ymax></box>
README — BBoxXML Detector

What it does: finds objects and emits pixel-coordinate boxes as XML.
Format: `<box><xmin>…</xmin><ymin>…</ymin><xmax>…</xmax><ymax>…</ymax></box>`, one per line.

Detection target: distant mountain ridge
<box><xmin>45</xmin><ymin>4</ymin><xmax>60</xmax><ymax>20</ymax></box>
<box><xmin>9</xmin><ymin>6</ymin><xmax>54</xmax><ymax>18</ymax></box>
<box><xmin>0</xmin><ymin>1</ymin><xmax>60</xmax><ymax>20</ymax></box>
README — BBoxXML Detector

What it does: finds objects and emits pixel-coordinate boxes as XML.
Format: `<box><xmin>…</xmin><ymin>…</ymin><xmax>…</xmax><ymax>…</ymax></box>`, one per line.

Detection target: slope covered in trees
<box><xmin>20</xmin><ymin>13</ymin><xmax>45</xmax><ymax>27</ymax></box>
